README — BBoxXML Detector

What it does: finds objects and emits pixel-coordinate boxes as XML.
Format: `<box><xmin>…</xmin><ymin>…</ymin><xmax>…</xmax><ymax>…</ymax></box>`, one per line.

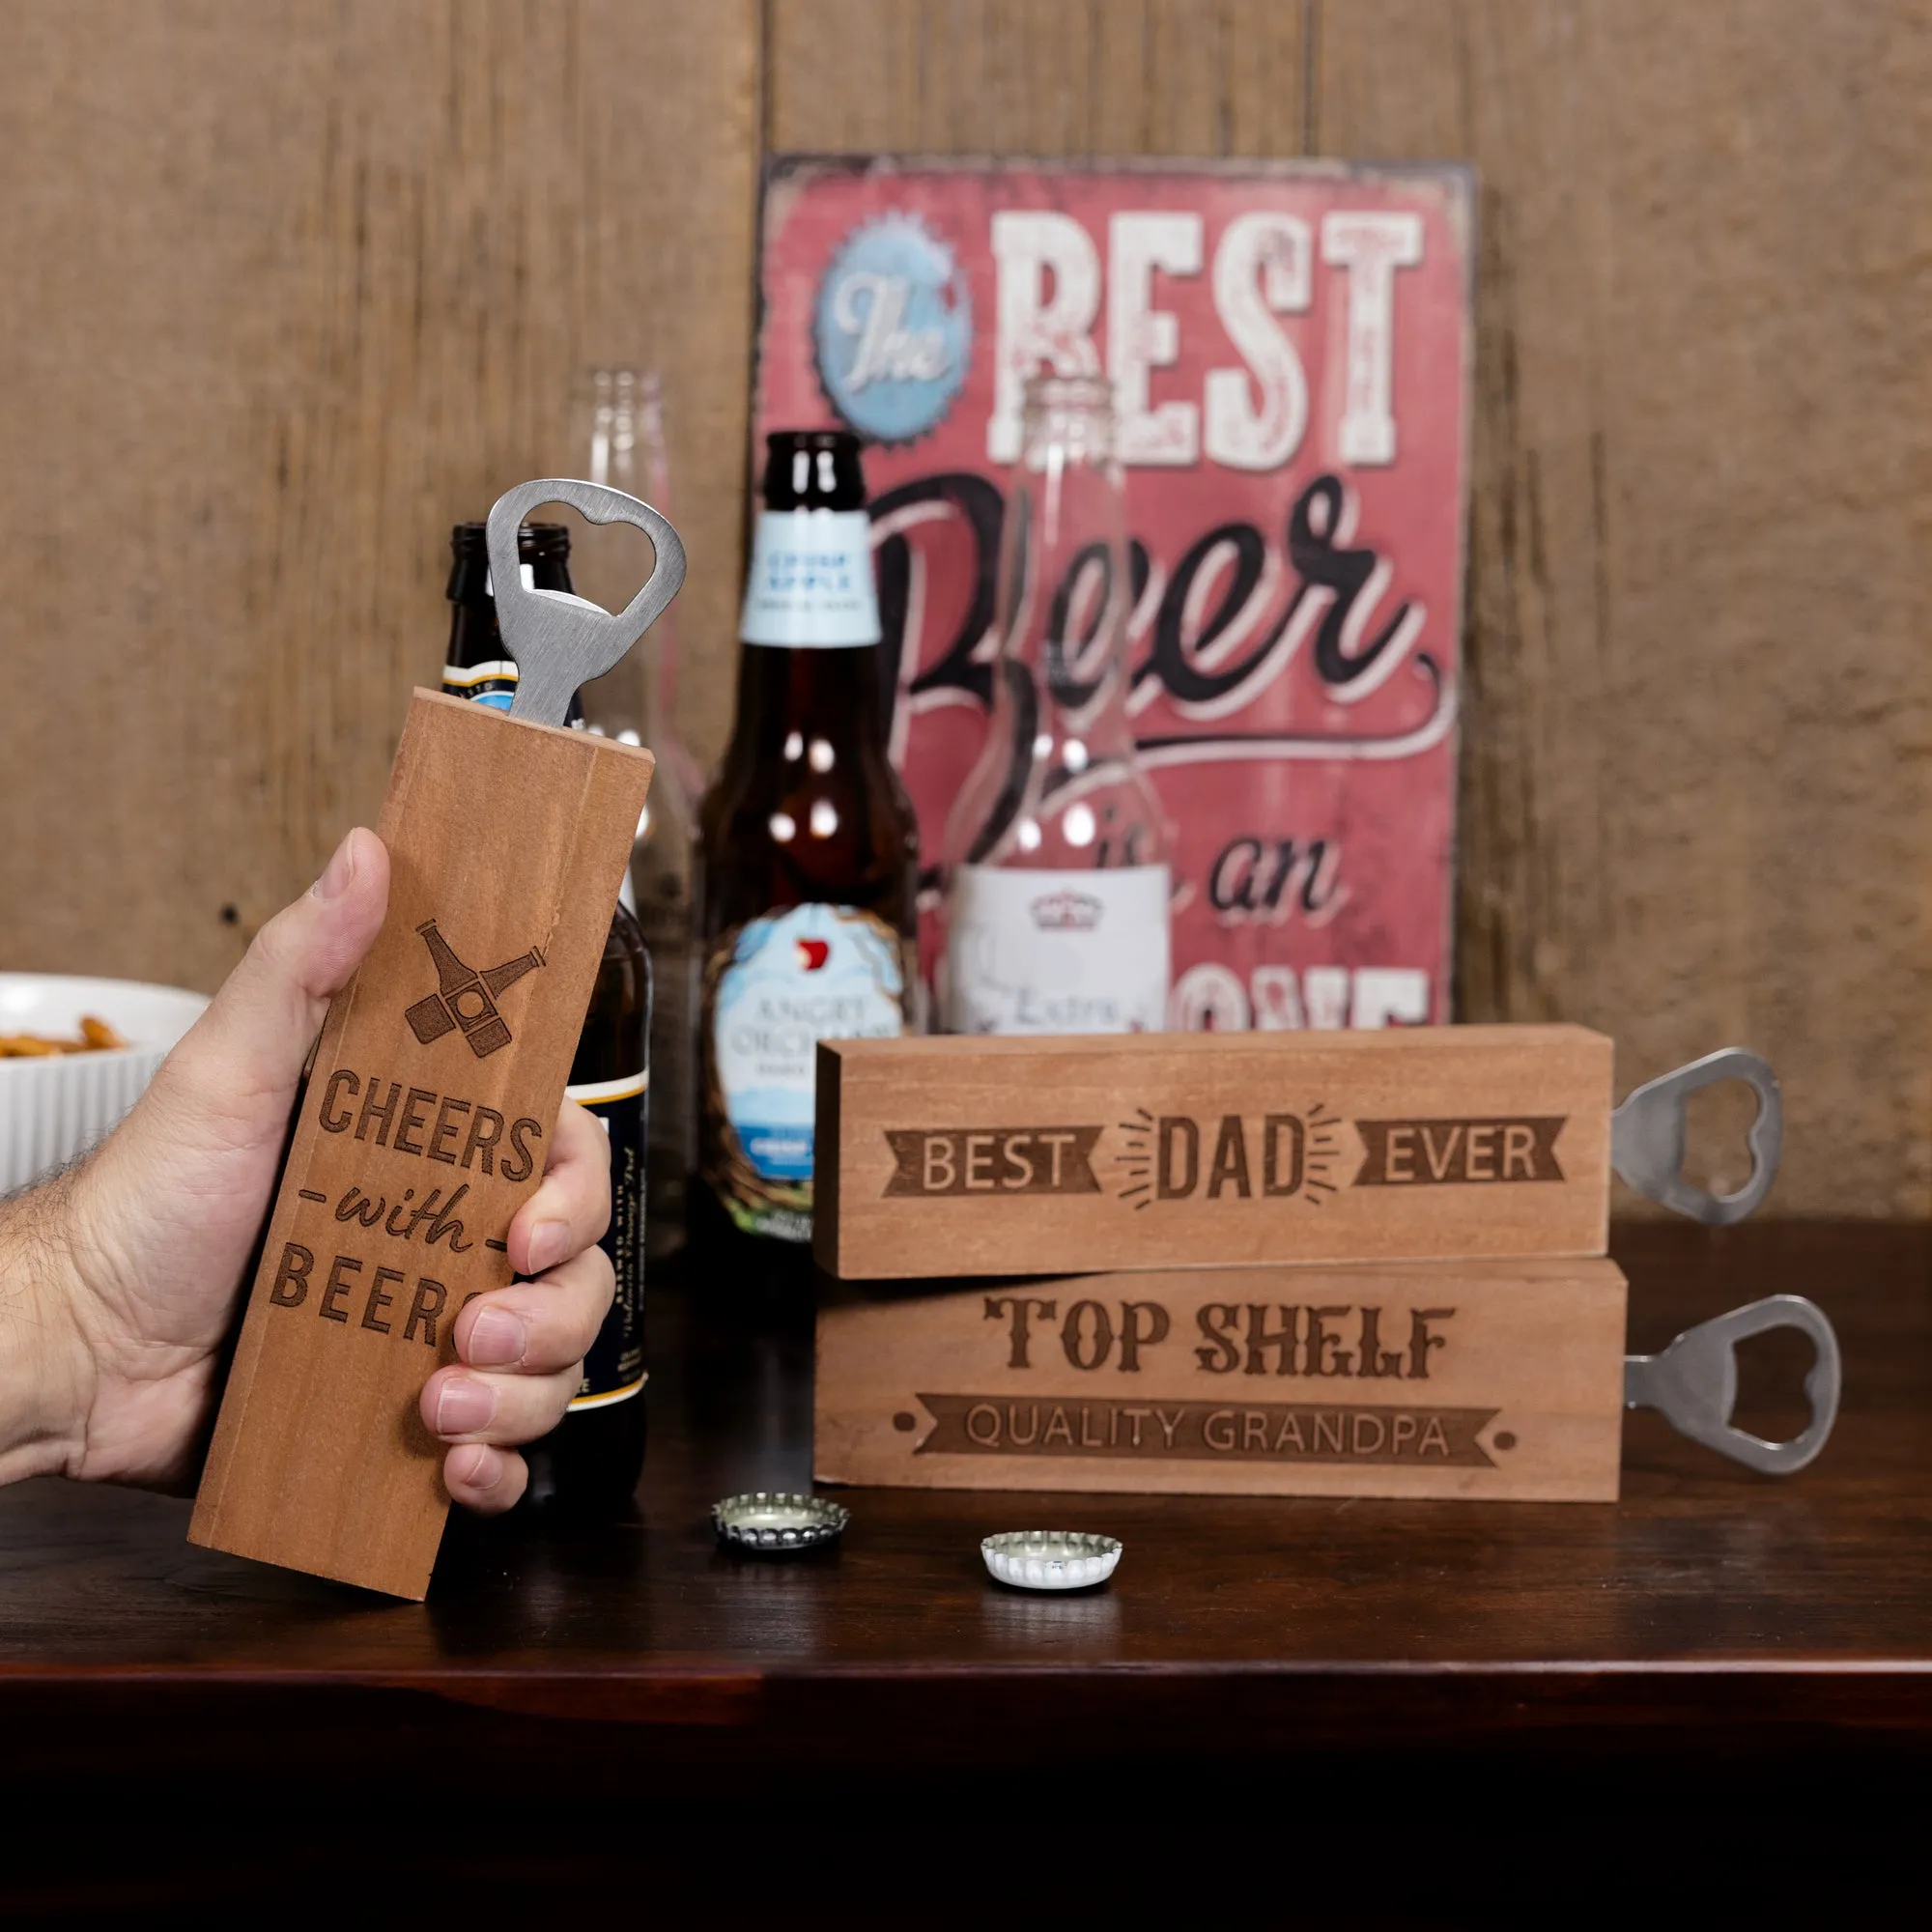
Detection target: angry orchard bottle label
<box><xmin>701</xmin><ymin>902</ymin><xmax>908</xmax><ymax>1243</ymax></box>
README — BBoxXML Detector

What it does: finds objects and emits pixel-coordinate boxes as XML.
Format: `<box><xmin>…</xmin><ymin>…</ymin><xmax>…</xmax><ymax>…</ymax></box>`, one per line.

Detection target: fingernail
<box><xmin>435</xmin><ymin>1377</ymin><xmax>496</xmax><ymax>1437</ymax></box>
<box><xmin>312</xmin><ymin>831</ymin><xmax>356</xmax><ymax>902</ymax></box>
<box><xmin>526</xmin><ymin>1219</ymin><xmax>570</xmax><ymax>1275</ymax></box>
<box><xmin>447</xmin><ymin>1444</ymin><xmax>497</xmax><ymax>1492</ymax></box>
<box><xmin>466</xmin><ymin>1306</ymin><xmax>526</xmax><ymax>1368</ymax></box>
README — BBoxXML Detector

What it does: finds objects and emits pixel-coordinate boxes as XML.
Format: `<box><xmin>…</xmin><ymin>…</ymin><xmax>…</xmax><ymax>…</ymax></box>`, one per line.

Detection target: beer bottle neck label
<box><xmin>738</xmin><ymin>509</ymin><xmax>881</xmax><ymax>648</ymax></box>
<box><xmin>440</xmin><ymin>658</ymin><xmax>519</xmax><ymax>710</ymax></box>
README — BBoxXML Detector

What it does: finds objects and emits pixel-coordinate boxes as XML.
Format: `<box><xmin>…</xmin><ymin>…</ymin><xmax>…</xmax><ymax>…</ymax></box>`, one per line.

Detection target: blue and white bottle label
<box><xmin>703</xmin><ymin>902</ymin><xmax>908</xmax><ymax>1242</ymax></box>
<box><xmin>738</xmin><ymin>510</ymin><xmax>882</xmax><ymax>648</ymax></box>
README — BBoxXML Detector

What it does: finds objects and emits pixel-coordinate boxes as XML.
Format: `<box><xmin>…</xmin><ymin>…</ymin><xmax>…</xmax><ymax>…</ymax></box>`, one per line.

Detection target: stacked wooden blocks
<box><xmin>811</xmin><ymin>1025</ymin><xmax>1632</xmax><ymax>1502</ymax></box>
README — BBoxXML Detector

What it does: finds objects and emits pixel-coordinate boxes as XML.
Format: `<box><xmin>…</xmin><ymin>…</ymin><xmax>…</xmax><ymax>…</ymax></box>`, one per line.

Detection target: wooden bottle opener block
<box><xmin>817</xmin><ymin>1259</ymin><xmax>1630</xmax><ymax>1503</ymax></box>
<box><xmin>813</xmin><ymin>1027</ymin><xmax>1613</xmax><ymax>1281</ymax></box>
<box><xmin>189</xmin><ymin>691</ymin><xmax>653</xmax><ymax>1599</ymax></box>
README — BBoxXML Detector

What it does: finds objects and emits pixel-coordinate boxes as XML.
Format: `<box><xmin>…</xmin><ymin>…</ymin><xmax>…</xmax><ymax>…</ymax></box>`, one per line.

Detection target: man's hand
<box><xmin>0</xmin><ymin>828</ymin><xmax>615</xmax><ymax>1513</ymax></box>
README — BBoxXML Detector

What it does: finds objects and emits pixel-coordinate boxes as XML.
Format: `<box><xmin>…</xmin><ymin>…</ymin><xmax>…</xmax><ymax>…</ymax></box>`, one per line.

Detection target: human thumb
<box><xmin>55</xmin><ymin>830</ymin><xmax>392</xmax><ymax>1407</ymax></box>
<box><xmin>152</xmin><ymin>828</ymin><xmax>391</xmax><ymax>1128</ymax></box>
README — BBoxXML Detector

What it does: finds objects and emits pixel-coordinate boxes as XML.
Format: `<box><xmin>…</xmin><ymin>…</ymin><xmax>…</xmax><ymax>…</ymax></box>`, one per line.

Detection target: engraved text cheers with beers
<box><xmin>266</xmin><ymin>916</ymin><xmax>554</xmax><ymax>1350</ymax></box>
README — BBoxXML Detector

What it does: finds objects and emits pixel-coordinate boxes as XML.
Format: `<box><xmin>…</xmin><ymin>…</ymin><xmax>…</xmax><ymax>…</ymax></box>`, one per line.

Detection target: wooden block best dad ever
<box><xmin>817</xmin><ymin>1260</ymin><xmax>1630</xmax><ymax>1503</ymax></box>
<box><xmin>188</xmin><ymin>691</ymin><xmax>653</xmax><ymax>1599</ymax></box>
<box><xmin>813</xmin><ymin>1027</ymin><xmax>1613</xmax><ymax>1280</ymax></box>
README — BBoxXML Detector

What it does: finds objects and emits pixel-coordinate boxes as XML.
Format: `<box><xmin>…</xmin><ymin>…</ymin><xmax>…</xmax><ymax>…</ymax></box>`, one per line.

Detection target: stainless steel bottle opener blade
<box><xmin>485</xmin><ymin>477</ymin><xmax>688</xmax><ymax>728</ymax></box>
<box><xmin>1625</xmin><ymin>1293</ymin><xmax>1840</xmax><ymax>1474</ymax></box>
<box><xmin>1611</xmin><ymin>1047</ymin><xmax>1782</xmax><ymax>1225</ymax></box>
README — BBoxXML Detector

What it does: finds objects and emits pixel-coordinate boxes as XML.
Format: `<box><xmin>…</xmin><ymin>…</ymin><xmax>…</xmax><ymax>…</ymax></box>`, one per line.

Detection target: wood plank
<box><xmin>1313</xmin><ymin>0</ymin><xmax>1932</xmax><ymax>1215</ymax></box>
<box><xmin>815</xmin><ymin>1024</ymin><xmax>1613</xmax><ymax>1277</ymax></box>
<box><xmin>0</xmin><ymin>0</ymin><xmax>758</xmax><ymax>995</ymax></box>
<box><xmin>817</xmin><ymin>1257</ymin><xmax>1629</xmax><ymax>1501</ymax></box>
<box><xmin>766</xmin><ymin>0</ymin><xmax>1310</xmax><ymax>156</ymax></box>
<box><xmin>188</xmin><ymin>693</ymin><xmax>653</xmax><ymax>1598</ymax></box>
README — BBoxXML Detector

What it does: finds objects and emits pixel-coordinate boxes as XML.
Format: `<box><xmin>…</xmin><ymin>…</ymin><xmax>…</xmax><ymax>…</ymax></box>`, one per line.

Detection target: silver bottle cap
<box><xmin>711</xmin><ymin>1492</ymin><xmax>850</xmax><ymax>1554</ymax></box>
<box><xmin>981</xmin><ymin>1530</ymin><xmax>1122</xmax><ymax>1592</ymax></box>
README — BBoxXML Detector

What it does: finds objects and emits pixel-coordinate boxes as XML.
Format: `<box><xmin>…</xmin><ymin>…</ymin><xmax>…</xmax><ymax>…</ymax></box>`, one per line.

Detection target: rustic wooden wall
<box><xmin>1313</xmin><ymin>0</ymin><xmax>1932</xmax><ymax>1216</ymax></box>
<box><xmin>0</xmin><ymin>0</ymin><xmax>760</xmax><ymax>987</ymax></box>
<box><xmin>3</xmin><ymin>0</ymin><xmax>1926</xmax><ymax>1215</ymax></box>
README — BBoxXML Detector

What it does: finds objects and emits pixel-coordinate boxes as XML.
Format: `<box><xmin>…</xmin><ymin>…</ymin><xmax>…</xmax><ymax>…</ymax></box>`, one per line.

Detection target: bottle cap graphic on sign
<box><xmin>813</xmin><ymin>213</ymin><xmax>972</xmax><ymax>444</ymax></box>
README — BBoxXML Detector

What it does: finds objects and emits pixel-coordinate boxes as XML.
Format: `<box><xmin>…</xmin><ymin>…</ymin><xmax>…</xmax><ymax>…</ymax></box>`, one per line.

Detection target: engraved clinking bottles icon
<box><xmin>404</xmin><ymin>919</ymin><xmax>546</xmax><ymax>1059</ymax></box>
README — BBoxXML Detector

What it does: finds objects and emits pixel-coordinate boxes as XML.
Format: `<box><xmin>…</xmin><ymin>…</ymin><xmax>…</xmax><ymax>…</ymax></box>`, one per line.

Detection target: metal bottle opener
<box><xmin>1625</xmin><ymin>1293</ymin><xmax>1841</xmax><ymax>1474</ymax></box>
<box><xmin>486</xmin><ymin>477</ymin><xmax>688</xmax><ymax>727</ymax></box>
<box><xmin>1612</xmin><ymin>1047</ymin><xmax>1781</xmax><ymax>1225</ymax></box>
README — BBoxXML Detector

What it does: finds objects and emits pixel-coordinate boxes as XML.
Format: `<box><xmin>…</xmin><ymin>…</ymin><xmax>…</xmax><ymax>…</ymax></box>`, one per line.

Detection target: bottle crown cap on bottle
<box><xmin>449</xmin><ymin>520</ymin><xmax>571</xmax><ymax>560</ymax></box>
<box><xmin>446</xmin><ymin>522</ymin><xmax>571</xmax><ymax>604</ymax></box>
<box><xmin>761</xmin><ymin>429</ymin><xmax>867</xmax><ymax>512</ymax></box>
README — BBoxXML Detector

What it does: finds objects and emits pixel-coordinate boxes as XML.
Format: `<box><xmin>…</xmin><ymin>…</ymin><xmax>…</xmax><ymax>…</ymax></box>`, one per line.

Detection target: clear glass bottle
<box><xmin>937</xmin><ymin>376</ymin><xmax>1172</xmax><ymax>1033</ymax></box>
<box><xmin>570</xmin><ymin>369</ymin><xmax>698</xmax><ymax>1259</ymax></box>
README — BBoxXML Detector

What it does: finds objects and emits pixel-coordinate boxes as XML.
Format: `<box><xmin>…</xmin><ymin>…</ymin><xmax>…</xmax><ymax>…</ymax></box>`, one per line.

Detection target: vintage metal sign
<box><xmin>754</xmin><ymin>157</ymin><xmax>1472</xmax><ymax>1030</ymax></box>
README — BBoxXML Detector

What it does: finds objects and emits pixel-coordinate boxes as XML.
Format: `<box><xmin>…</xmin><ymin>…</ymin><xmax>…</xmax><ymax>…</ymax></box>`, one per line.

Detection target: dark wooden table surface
<box><xmin>2</xmin><ymin>1221</ymin><xmax>1926</xmax><ymax>1916</ymax></box>
<box><xmin>3</xmin><ymin>1219</ymin><xmax>1928</xmax><ymax>1768</ymax></box>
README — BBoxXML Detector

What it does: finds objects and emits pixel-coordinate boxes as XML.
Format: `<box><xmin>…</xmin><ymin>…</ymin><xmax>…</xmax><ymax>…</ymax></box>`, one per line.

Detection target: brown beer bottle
<box><xmin>694</xmin><ymin>431</ymin><xmax>918</xmax><ymax>1273</ymax></box>
<box><xmin>443</xmin><ymin>521</ymin><xmax>648</xmax><ymax>1514</ymax></box>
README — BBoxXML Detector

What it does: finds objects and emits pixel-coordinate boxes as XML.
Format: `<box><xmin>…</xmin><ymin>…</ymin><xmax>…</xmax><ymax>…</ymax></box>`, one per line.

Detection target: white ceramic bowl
<box><xmin>980</xmin><ymin>1530</ymin><xmax>1122</xmax><ymax>1592</ymax></box>
<box><xmin>0</xmin><ymin>974</ymin><xmax>210</xmax><ymax>1195</ymax></box>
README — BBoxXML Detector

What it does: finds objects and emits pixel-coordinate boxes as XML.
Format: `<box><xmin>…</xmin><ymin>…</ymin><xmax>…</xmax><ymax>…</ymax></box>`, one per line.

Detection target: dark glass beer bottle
<box><xmin>694</xmin><ymin>431</ymin><xmax>918</xmax><ymax>1270</ymax></box>
<box><xmin>443</xmin><ymin>520</ymin><xmax>648</xmax><ymax>1513</ymax></box>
